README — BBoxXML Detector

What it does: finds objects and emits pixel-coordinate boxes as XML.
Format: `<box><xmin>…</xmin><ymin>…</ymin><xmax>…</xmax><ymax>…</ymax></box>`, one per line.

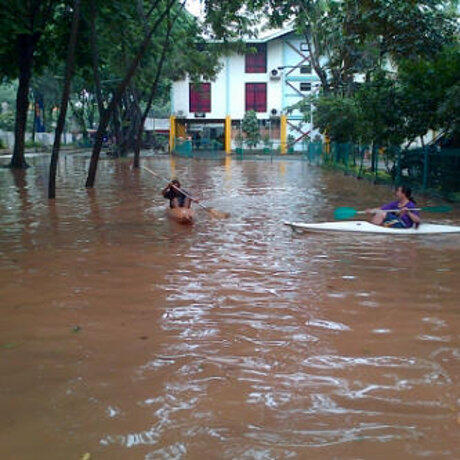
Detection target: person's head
<box><xmin>171</xmin><ymin>179</ymin><xmax>181</xmax><ymax>188</ymax></box>
<box><xmin>396</xmin><ymin>185</ymin><xmax>415</xmax><ymax>202</ymax></box>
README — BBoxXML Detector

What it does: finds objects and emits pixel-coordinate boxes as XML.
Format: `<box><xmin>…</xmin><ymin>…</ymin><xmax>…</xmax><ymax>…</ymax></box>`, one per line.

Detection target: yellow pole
<box><xmin>225</xmin><ymin>115</ymin><xmax>231</xmax><ymax>154</ymax></box>
<box><xmin>280</xmin><ymin>114</ymin><xmax>287</xmax><ymax>155</ymax></box>
<box><xmin>169</xmin><ymin>115</ymin><xmax>176</xmax><ymax>152</ymax></box>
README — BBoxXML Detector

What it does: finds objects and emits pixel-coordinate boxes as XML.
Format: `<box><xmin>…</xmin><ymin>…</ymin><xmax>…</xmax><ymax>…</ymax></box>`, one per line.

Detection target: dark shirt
<box><xmin>163</xmin><ymin>187</ymin><xmax>187</xmax><ymax>208</ymax></box>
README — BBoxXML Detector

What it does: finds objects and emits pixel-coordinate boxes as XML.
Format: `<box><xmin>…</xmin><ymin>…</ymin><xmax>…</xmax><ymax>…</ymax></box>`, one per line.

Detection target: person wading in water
<box><xmin>162</xmin><ymin>179</ymin><xmax>193</xmax><ymax>209</ymax></box>
<box><xmin>366</xmin><ymin>185</ymin><xmax>421</xmax><ymax>228</ymax></box>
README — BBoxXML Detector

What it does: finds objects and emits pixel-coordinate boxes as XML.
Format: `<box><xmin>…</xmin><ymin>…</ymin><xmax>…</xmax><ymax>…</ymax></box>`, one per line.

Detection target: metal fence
<box><xmin>322</xmin><ymin>142</ymin><xmax>460</xmax><ymax>200</ymax></box>
<box><xmin>174</xmin><ymin>138</ymin><xmax>226</xmax><ymax>159</ymax></box>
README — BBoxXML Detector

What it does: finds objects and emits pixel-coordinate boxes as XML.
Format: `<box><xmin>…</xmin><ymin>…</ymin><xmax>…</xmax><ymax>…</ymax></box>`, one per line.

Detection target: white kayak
<box><xmin>284</xmin><ymin>220</ymin><xmax>460</xmax><ymax>235</ymax></box>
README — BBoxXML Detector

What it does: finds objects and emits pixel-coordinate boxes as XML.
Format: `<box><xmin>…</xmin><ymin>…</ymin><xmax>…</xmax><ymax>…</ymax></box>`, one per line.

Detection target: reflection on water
<box><xmin>0</xmin><ymin>153</ymin><xmax>459</xmax><ymax>459</ymax></box>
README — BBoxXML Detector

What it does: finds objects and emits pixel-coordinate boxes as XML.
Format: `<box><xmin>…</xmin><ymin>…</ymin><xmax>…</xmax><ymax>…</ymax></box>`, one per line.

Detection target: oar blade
<box><xmin>334</xmin><ymin>207</ymin><xmax>358</xmax><ymax>220</ymax></box>
<box><xmin>421</xmin><ymin>205</ymin><xmax>452</xmax><ymax>213</ymax></box>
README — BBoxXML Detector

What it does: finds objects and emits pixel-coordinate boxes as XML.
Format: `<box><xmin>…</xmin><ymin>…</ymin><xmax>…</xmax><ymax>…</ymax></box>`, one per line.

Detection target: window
<box><xmin>189</xmin><ymin>83</ymin><xmax>211</xmax><ymax>113</ymax></box>
<box><xmin>245</xmin><ymin>83</ymin><xmax>267</xmax><ymax>112</ymax></box>
<box><xmin>300</xmin><ymin>42</ymin><xmax>308</xmax><ymax>52</ymax></box>
<box><xmin>245</xmin><ymin>44</ymin><xmax>267</xmax><ymax>73</ymax></box>
<box><xmin>300</xmin><ymin>82</ymin><xmax>311</xmax><ymax>92</ymax></box>
<box><xmin>300</xmin><ymin>64</ymin><xmax>311</xmax><ymax>74</ymax></box>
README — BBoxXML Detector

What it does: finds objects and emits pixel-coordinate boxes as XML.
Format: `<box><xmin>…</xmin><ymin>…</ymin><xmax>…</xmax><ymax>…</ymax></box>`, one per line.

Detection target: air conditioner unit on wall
<box><xmin>269</xmin><ymin>69</ymin><xmax>281</xmax><ymax>80</ymax></box>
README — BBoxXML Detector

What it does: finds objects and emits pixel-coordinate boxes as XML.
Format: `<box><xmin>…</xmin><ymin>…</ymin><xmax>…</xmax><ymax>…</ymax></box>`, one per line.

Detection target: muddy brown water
<box><xmin>1</xmin><ymin>154</ymin><xmax>459</xmax><ymax>459</ymax></box>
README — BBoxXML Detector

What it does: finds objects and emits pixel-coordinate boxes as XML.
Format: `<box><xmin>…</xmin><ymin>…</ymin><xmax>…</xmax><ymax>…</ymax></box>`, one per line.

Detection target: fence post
<box><xmin>422</xmin><ymin>147</ymin><xmax>429</xmax><ymax>190</ymax></box>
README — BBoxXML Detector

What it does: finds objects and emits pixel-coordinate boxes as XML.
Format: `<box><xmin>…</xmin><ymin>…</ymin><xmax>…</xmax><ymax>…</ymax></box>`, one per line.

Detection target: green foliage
<box><xmin>242</xmin><ymin>111</ymin><xmax>260</xmax><ymax>148</ymax></box>
<box><xmin>0</xmin><ymin>82</ymin><xmax>17</xmax><ymax>108</ymax></box>
<box><xmin>310</xmin><ymin>95</ymin><xmax>361</xmax><ymax>143</ymax></box>
<box><xmin>303</xmin><ymin>44</ymin><xmax>460</xmax><ymax>147</ymax></box>
<box><xmin>0</xmin><ymin>110</ymin><xmax>15</xmax><ymax>131</ymax></box>
<box><xmin>354</xmin><ymin>71</ymin><xmax>405</xmax><ymax>145</ymax></box>
<box><xmin>265</xmin><ymin>0</ymin><xmax>457</xmax><ymax>94</ymax></box>
<box><xmin>25</xmin><ymin>139</ymin><xmax>46</xmax><ymax>149</ymax></box>
<box><xmin>398</xmin><ymin>44</ymin><xmax>460</xmax><ymax>140</ymax></box>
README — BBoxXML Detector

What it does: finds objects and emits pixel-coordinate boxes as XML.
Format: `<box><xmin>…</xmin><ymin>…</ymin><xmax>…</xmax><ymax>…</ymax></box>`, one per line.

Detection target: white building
<box><xmin>170</xmin><ymin>27</ymin><xmax>322</xmax><ymax>152</ymax></box>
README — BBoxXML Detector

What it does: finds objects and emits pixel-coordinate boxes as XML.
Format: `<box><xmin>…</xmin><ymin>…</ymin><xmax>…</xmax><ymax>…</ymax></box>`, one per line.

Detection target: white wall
<box><xmin>0</xmin><ymin>130</ymin><xmax>77</xmax><ymax>149</ymax></box>
<box><xmin>171</xmin><ymin>39</ymin><xmax>285</xmax><ymax>121</ymax></box>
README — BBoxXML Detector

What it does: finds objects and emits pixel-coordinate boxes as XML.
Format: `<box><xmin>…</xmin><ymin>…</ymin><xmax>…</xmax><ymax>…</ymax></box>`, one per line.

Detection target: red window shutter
<box><xmin>245</xmin><ymin>44</ymin><xmax>267</xmax><ymax>73</ymax></box>
<box><xmin>245</xmin><ymin>84</ymin><xmax>253</xmax><ymax>112</ymax></box>
<box><xmin>245</xmin><ymin>83</ymin><xmax>266</xmax><ymax>112</ymax></box>
<box><xmin>189</xmin><ymin>83</ymin><xmax>211</xmax><ymax>113</ymax></box>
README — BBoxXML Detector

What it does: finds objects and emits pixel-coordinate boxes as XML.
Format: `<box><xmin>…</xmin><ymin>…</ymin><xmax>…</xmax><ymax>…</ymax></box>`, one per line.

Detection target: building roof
<box><xmin>206</xmin><ymin>25</ymin><xmax>296</xmax><ymax>44</ymax></box>
<box><xmin>246</xmin><ymin>25</ymin><xmax>296</xmax><ymax>43</ymax></box>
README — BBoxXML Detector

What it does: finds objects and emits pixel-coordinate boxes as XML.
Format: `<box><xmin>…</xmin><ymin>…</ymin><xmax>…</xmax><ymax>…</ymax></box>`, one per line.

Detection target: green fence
<box><xmin>323</xmin><ymin>142</ymin><xmax>460</xmax><ymax>200</ymax></box>
<box><xmin>174</xmin><ymin>137</ymin><xmax>226</xmax><ymax>159</ymax></box>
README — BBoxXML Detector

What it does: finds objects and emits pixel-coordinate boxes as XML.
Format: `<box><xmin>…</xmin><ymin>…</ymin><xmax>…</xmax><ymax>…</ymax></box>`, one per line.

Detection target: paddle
<box><xmin>141</xmin><ymin>165</ymin><xmax>230</xmax><ymax>219</ymax></box>
<box><xmin>334</xmin><ymin>205</ymin><xmax>452</xmax><ymax>220</ymax></box>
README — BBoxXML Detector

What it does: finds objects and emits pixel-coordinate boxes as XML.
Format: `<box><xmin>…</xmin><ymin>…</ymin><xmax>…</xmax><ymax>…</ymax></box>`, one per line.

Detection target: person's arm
<box><xmin>365</xmin><ymin>207</ymin><xmax>382</xmax><ymax>214</ymax></box>
<box><xmin>402</xmin><ymin>208</ymin><xmax>421</xmax><ymax>224</ymax></box>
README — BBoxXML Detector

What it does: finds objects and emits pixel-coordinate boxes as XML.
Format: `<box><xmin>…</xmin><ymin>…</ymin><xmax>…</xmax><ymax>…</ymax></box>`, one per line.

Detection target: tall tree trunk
<box><xmin>133</xmin><ymin>30</ymin><xmax>172</xmax><ymax>168</ymax></box>
<box><xmin>89</xmin><ymin>0</ymin><xmax>104</xmax><ymax>118</ymax></box>
<box><xmin>32</xmin><ymin>95</ymin><xmax>37</xmax><ymax>142</ymax></box>
<box><xmin>48</xmin><ymin>0</ymin><xmax>81</xmax><ymax>199</ymax></box>
<box><xmin>85</xmin><ymin>0</ymin><xmax>177</xmax><ymax>188</ymax></box>
<box><xmin>10</xmin><ymin>33</ymin><xmax>40</xmax><ymax>169</ymax></box>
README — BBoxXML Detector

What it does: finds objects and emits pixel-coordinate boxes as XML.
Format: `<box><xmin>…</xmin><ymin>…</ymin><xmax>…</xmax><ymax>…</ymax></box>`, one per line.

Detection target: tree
<box><xmin>85</xmin><ymin>0</ymin><xmax>183</xmax><ymax>188</ymax></box>
<box><xmin>48</xmin><ymin>0</ymin><xmax>81</xmax><ymax>199</ymax></box>
<box><xmin>265</xmin><ymin>0</ymin><xmax>456</xmax><ymax>96</ymax></box>
<box><xmin>0</xmin><ymin>0</ymin><xmax>64</xmax><ymax>168</ymax></box>
<box><xmin>242</xmin><ymin>110</ymin><xmax>260</xmax><ymax>148</ymax></box>
<box><xmin>398</xmin><ymin>44</ymin><xmax>460</xmax><ymax>144</ymax></box>
<box><xmin>309</xmin><ymin>95</ymin><xmax>361</xmax><ymax>143</ymax></box>
<box><xmin>133</xmin><ymin>14</ymin><xmax>173</xmax><ymax>168</ymax></box>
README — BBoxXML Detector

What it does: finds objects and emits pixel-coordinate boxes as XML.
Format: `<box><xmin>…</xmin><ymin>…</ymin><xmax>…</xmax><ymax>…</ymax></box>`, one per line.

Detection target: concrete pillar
<box><xmin>225</xmin><ymin>115</ymin><xmax>231</xmax><ymax>154</ymax></box>
<box><xmin>169</xmin><ymin>115</ymin><xmax>176</xmax><ymax>152</ymax></box>
<box><xmin>280</xmin><ymin>114</ymin><xmax>287</xmax><ymax>154</ymax></box>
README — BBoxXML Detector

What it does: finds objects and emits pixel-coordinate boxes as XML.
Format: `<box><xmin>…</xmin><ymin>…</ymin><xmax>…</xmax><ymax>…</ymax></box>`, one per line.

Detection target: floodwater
<box><xmin>1</xmin><ymin>153</ymin><xmax>459</xmax><ymax>459</ymax></box>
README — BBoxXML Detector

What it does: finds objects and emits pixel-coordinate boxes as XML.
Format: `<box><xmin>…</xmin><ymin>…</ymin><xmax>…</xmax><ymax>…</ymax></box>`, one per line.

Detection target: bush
<box><xmin>25</xmin><ymin>139</ymin><xmax>46</xmax><ymax>150</ymax></box>
<box><xmin>242</xmin><ymin>111</ymin><xmax>260</xmax><ymax>148</ymax></box>
<box><xmin>0</xmin><ymin>111</ymin><xmax>15</xmax><ymax>131</ymax></box>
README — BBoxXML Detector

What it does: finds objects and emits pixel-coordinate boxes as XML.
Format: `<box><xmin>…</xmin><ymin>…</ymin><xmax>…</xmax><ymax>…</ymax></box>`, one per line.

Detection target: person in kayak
<box><xmin>162</xmin><ymin>179</ymin><xmax>193</xmax><ymax>209</ymax></box>
<box><xmin>366</xmin><ymin>186</ymin><xmax>421</xmax><ymax>228</ymax></box>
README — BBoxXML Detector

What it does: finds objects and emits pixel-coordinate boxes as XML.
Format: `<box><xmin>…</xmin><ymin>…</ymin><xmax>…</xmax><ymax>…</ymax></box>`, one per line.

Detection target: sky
<box><xmin>185</xmin><ymin>0</ymin><xmax>203</xmax><ymax>17</ymax></box>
